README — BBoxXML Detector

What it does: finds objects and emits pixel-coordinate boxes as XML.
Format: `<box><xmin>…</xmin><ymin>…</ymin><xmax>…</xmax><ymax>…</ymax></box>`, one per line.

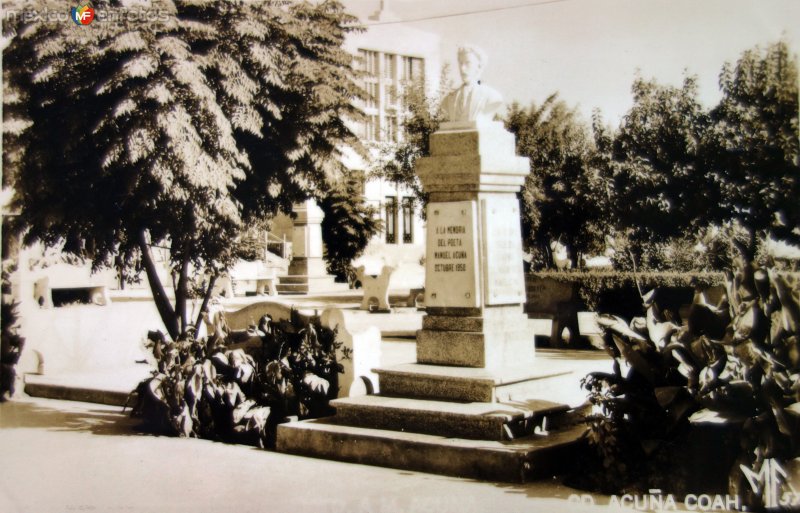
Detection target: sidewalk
<box><xmin>0</xmin><ymin>396</ymin><xmax>616</xmax><ymax>513</ymax></box>
<box><xmin>21</xmin><ymin>347</ymin><xmax>610</xmax><ymax>409</ymax></box>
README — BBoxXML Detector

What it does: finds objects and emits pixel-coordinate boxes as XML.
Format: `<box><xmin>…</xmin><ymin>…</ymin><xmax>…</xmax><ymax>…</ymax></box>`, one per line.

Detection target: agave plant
<box><xmin>131</xmin><ymin>310</ymin><xmax>345</xmax><ymax>448</ymax></box>
<box><xmin>581</xmin><ymin>262</ymin><xmax>800</xmax><ymax>505</ymax></box>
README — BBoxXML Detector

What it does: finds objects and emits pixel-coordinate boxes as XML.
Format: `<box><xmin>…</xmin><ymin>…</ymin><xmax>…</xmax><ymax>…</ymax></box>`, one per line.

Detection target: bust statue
<box><xmin>441</xmin><ymin>45</ymin><xmax>503</xmax><ymax>123</ymax></box>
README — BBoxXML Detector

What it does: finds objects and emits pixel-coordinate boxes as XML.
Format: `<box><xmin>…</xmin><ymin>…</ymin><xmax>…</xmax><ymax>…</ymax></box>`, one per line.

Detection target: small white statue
<box><xmin>441</xmin><ymin>44</ymin><xmax>503</xmax><ymax>123</ymax></box>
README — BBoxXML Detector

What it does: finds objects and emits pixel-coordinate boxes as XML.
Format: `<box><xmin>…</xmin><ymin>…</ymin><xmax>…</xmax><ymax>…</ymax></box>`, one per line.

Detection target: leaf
<box><xmin>236</xmin><ymin>363</ymin><xmax>255</xmax><ymax>384</ymax></box>
<box><xmin>303</xmin><ymin>373</ymin><xmax>330</xmax><ymax>394</ymax></box>
<box><xmin>597</xmin><ymin>315</ymin><xmax>647</xmax><ymax>341</ymax></box>
<box><xmin>232</xmin><ymin>399</ymin><xmax>257</xmax><ymax>424</ymax></box>
<box><xmin>184</xmin><ymin>367</ymin><xmax>203</xmax><ymax>407</ymax></box>
<box><xmin>224</xmin><ymin>382</ymin><xmax>245</xmax><ymax>408</ymax></box>
<box><xmin>611</xmin><ymin>334</ymin><xmax>657</xmax><ymax>384</ymax></box>
<box><xmin>176</xmin><ymin>404</ymin><xmax>193</xmax><ymax>438</ymax></box>
<box><xmin>654</xmin><ymin>386</ymin><xmax>682</xmax><ymax>408</ymax></box>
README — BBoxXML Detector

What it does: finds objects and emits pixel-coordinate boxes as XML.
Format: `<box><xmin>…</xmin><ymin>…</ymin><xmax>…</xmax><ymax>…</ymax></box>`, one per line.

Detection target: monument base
<box><xmin>417</xmin><ymin>306</ymin><xmax>535</xmax><ymax>368</ymax></box>
<box><xmin>277</xmin><ymin>417</ymin><xmax>586</xmax><ymax>483</ymax></box>
<box><xmin>275</xmin><ymin>360</ymin><xmax>587</xmax><ymax>483</ymax></box>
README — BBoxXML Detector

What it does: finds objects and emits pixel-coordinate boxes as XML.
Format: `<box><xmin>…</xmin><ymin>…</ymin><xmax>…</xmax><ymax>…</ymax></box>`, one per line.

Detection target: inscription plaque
<box><xmin>481</xmin><ymin>197</ymin><xmax>526</xmax><ymax>305</ymax></box>
<box><xmin>425</xmin><ymin>201</ymin><xmax>480</xmax><ymax>308</ymax></box>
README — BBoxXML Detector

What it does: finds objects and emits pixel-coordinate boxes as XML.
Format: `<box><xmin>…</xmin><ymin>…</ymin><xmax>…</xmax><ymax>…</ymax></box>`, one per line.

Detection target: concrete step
<box><xmin>374</xmin><ymin>363</ymin><xmax>574</xmax><ymax>403</ymax></box>
<box><xmin>278</xmin><ymin>275</ymin><xmax>338</xmax><ymax>285</ymax></box>
<box><xmin>25</xmin><ymin>382</ymin><xmax>134</xmax><ymax>407</ymax></box>
<box><xmin>276</xmin><ymin>417</ymin><xmax>587</xmax><ymax>483</ymax></box>
<box><xmin>276</xmin><ymin>276</ymin><xmax>349</xmax><ymax>295</ymax></box>
<box><xmin>330</xmin><ymin>395</ymin><xmax>569</xmax><ymax>441</ymax></box>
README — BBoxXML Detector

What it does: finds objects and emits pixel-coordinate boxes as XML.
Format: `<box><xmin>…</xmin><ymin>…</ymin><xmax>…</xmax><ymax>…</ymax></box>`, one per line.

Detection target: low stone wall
<box><xmin>524</xmin><ymin>272</ymin><xmax>725</xmax><ymax>346</ymax></box>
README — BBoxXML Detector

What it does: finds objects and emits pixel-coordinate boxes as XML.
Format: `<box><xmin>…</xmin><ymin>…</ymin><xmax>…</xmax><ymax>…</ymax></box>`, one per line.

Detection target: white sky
<box><xmin>343</xmin><ymin>0</ymin><xmax>800</xmax><ymax>123</ymax></box>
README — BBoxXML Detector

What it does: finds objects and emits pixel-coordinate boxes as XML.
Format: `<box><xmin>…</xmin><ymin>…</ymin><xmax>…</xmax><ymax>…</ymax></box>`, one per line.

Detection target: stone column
<box><xmin>416</xmin><ymin>119</ymin><xmax>533</xmax><ymax>369</ymax></box>
<box><xmin>288</xmin><ymin>199</ymin><xmax>328</xmax><ymax>277</ymax></box>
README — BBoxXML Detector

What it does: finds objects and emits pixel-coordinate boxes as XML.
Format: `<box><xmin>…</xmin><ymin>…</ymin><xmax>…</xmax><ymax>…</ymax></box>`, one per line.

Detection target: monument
<box><xmin>276</xmin><ymin>46</ymin><xmax>584</xmax><ymax>482</ymax></box>
<box><xmin>415</xmin><ymin>43</ymin><xmax>533</xmax><ymax>370</ymax></box>
<box><xmin>276</xmin><ymin>199</ymin><xmax>347</xmax><ymax>294</ymax></box>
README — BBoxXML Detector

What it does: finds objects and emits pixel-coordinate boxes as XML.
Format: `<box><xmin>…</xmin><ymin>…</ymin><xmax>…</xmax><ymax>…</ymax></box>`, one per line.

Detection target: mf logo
<box><xmin>741</xmin><ymin>458</ymin><xmax>790</xmax><ymax>509</ymax></box>
<box><xmin>71</xmin><ymin>4</ymin><xmax>95</xmax><ymax>25</ymax></box>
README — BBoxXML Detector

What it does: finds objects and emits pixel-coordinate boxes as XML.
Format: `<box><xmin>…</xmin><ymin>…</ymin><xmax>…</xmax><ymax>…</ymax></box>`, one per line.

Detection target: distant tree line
<box><xmin>507</xmin><ymin>40</ymin><xmax>798</xmax><ymax>271</ymax></box>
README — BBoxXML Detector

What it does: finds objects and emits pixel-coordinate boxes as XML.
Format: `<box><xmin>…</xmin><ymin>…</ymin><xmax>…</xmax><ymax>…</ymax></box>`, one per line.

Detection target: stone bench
<box><xmin>212</xmin><ymin>300</ymin><xmax>381</xmax><ymax>398</ymax></box>
<box><xmin>232</xmin><ymin>261</ymin><xmax>278</xmax><ymax>296</ymax></box>
<box><xmin>321</xmin><ymin>307</ymin><xmax>382</xmax><ymax>397</ymax></box>
<box><xmin>32</xmin><ymin>265</ymin><xmax>112</xmax><ymax>308</ymax></box>
<box><xmin>213</xmin><ymin>261</ymin><xmax>279</xmax><ymax>298</ymax></box>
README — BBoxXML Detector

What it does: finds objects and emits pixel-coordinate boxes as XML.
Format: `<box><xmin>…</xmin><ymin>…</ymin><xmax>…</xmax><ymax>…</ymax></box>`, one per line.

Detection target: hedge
<box><xmin>527</xmin><ymin>271</ymin><xmax>724</xmax><ymax>318</ymax></box>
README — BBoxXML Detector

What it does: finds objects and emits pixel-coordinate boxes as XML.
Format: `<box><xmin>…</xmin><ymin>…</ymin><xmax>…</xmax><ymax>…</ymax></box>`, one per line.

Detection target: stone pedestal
<box><xmin>416</xmin><ymin>120</ymin><xmax>533</xmax><ymax>369</ymax></box>
<box><xmin>277</xmin><ymin>200</ymin><xmax>345</xmax><ymax>294</ymax></box>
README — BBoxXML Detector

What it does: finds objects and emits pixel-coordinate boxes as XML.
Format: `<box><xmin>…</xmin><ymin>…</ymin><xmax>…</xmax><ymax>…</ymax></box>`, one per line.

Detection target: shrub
<box><xmin>1</xmin><ymin>302</ymin><xmax>25</xmax><ymax>401</ymax></box>
<box><xmin>130</xmin><ymin>310</ymin><xmax>347</xmax><ymax>448</ymax></box>
<box><xmin>1</xmin><ymin>263</ymin><xmax>25</xmax><ymax>401</ymax></box>
<box><xmin>576</xmin><ymin>263</ymin><xmax>800</xmax><ymax>508</ymax></box>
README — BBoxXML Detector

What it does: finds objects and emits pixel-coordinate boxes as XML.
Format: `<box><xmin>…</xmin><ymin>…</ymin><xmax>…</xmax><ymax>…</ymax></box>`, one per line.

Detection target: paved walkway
<box><xmin>0</xmin><ymin>397</ymin><xmax>631</xmax><ymax>513</ymax></box>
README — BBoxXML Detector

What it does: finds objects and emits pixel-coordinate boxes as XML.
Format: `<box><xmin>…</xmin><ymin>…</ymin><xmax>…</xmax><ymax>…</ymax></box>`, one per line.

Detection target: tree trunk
<box><xmin>138</xmin><ymin>230</ymin><xmax>179</xmax><ymax>340</ymax></box>
<box><xmin>174</xmin><ymin>255</ymin><xmax>190</xmax><ymax>335</ymax></box>
<box><xmin>193</xmin><ymin>274</ymin><xmax>218</xmax><ymax>333</ymax></box>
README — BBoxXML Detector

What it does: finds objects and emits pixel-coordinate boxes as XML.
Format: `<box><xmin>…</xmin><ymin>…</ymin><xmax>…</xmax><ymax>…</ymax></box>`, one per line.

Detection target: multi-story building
<box><xmin>340</xmin><ymin>1</ymin><xmax>441</xmax><ymax>277</ymax></box>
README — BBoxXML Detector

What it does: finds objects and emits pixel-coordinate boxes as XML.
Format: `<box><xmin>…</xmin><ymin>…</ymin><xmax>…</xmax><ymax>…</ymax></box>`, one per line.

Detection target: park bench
<box><xmin>355</xmin><ymin>265</ymin><xmax>395</xmax><ymax>312</ymax></box>
<box><xmin>214</xmin><ymin>261</ymin><xmax>279</xmax><ymax>297</ymax></box>
<box><xmin>32</xmin><ymin>263</ymin><xmax>112</xmax><ymax>308</ymax></box>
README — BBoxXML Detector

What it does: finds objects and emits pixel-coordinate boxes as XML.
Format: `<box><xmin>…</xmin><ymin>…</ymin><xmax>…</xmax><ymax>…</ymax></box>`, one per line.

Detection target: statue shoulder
<box><xmin>478</xmin><ymin>83</ymin><xmax>503</xmax><ymax>103</ymax></box>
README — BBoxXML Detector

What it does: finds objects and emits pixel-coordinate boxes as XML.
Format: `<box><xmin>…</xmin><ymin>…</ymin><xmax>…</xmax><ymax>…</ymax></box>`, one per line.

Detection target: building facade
<box><xmin>340</xmin><ymin>2</ymin><xmax>441</xmax><ymax>277</ymax></box>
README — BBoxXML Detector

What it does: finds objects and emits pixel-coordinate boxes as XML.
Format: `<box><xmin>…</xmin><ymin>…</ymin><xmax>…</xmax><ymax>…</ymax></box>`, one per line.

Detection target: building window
<box><xmin>401</xmin><ymin>56</ymin><xmax>424</xmax><ymax>82</ymax></box>
<box><xmin>385</xmin><ymin>196</ymin><xmax>397</xmax><ymax>244</ymax></box>
<box><xmin>364</xmin><ymin>114</ymin><xmax>380</xmax><ymax>141</ymax></box>
<box><xmin>386</xmin><ymin>84</ymin><xmax>399</xmax><ymax>108</ymax></box>
<box><xmin>365</xmin><ymin>82</ymin><xmax>379</xmax><ymax>110</ymax></box>
<box><xmin>383</xmin><ymin>53</ymin><xmax>396</xmax><ymax>80</ymax></box>
<box><xmin>360</xmin><ymin>49</ymin><xmax>379</xmax><ymax>76</ymax></box>
<box><xmin>385</xmin><ymin>114</ymin><xmax>398</xmax><ymax>143</ymax></box>
<box><xmin>402</xmin><ymin>197</ymin><xmax>414</xmax><ymax>243</ymax></box>
<box><xmin>357</xmin><ymin>49</ymin><xmax>425</xmax><ymax>144</ymax></box>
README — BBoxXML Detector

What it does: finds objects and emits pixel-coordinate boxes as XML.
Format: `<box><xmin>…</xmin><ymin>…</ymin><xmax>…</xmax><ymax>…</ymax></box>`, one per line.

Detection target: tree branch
<box><xmin>194</xmin><ymin>273</ymin><xmax>218</xmax><ymax>333</ymax></box>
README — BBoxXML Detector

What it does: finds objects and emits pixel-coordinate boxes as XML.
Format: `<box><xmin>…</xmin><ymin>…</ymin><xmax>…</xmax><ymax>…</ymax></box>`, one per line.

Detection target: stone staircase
<box><xmin>275</xmin><ymin>274</ymin><xmax>347</xmax><ymax>295</ymax></box>
<box><xmin>274</xmin><ymin>256</ymin><xmax>349</xmax><ymax>295</ymax></box>
<box><xmin>276</xmin><ymin>361</ymin><xmax>588</xmax><ymax>483</ymax></box>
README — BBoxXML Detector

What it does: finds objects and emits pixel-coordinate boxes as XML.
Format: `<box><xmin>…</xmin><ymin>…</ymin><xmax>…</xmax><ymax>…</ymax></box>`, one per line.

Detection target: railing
<box><xmin>265</xmin><ymin>231</ymin><xmax>292</xmax><ymax>261</ymax></box>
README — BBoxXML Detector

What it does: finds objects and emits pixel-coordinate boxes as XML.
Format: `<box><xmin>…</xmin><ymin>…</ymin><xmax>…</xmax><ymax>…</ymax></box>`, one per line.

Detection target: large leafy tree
<box><xmin>506</xmin><ymin>95</ymin><xmax>611</xmax><ymax>269</ymax></box>
<box><xmin>3</xmin><ymin>0</ymin><xmax>364</xmax><ymax>339</ymax></box>
<box><xmin>705</xmin><ymin>40</ymin><xmax>799</xmax><ymax>259</ymax></box>
<box><xmin>602</xmin><ymin>41</ymin><xmax>798</xmax><ymax>267</ymax></box>
<box><xmin>606</xmin><ymin>75</ymin><xmax>711</xmax><ymax>257</ymax></box>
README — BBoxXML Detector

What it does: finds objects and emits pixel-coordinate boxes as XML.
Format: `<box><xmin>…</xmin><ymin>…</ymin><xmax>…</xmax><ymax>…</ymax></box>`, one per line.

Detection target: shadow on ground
<box><xmin>0</xmin><ymin>398</ymin><xmax>144</xmax><ymax>436</ymax></box>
